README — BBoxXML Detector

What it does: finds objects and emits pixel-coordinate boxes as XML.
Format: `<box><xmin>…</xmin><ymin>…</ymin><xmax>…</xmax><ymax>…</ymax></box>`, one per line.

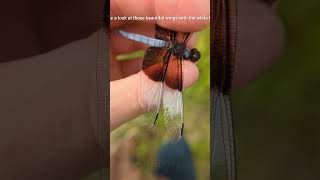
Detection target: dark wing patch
<box><xmin>176</xmin><ymin>32</ymin><xmax>192</xmax><ymax>43</ymax></box>
<box><xmin>164</xmin><ymin>56</ymin><xmax>183</xmax><ymax>91</ymax></box>
<box><xmin>211</xmin><ymin>0</ymin><xmax>237</xmax><ymax>94</ymax></box>
<box><xmin>142</xmin><ymin>47</ymin><xmax>168</xmax><ymax>82</ymax></box>
<box><xmin>155</xmin><ymin>25</ymin><xmax>176</xmax><ymax>41</ymax></box>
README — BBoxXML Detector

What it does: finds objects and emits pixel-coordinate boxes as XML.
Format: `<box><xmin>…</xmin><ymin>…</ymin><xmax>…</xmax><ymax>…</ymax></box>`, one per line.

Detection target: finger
<box><xmin>111</xmin><ymin>0</ymin><xmax>154</xmax><ymax>29</ymax></box>
<box><xmin>111</xmin><ymin>0</ymin><xmax>209</xmax><ymax>32</ymax></box>
<box><xmin>110</xmin><ymin>73</ymin><xmax>142</xmax><ymax>130</ymax></box>
<box><xmin>110</xmin><ymin>52</ymin><xmax>123</xmax><ymax>80</ymax></box>
<box><xmin>120</xmin><ymin>58</ymin><xmax>142</xmax><ymax>77</ymax></box>
<box><xmin>155</xmin><ymin>0</ymin><xmax>210</xmax><ymax>32</ymax></box>
<box><xmin>110</xmin><ymin>61</ymin><xmax>199</xmax><ymax>130</ymax></box>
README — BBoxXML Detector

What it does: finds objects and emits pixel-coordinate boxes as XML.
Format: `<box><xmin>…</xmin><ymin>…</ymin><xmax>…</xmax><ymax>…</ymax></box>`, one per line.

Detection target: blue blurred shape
<box><xmin>154</xmin><ymin>137</ymin><xmax>196</xmax><ymax>180</ymax></box>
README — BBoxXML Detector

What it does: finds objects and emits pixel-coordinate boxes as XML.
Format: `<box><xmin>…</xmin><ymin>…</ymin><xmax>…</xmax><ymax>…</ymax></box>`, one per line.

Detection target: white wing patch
<box><xmin>139</xmin><ymin>72</ymin><xmax>163</xmax><ymax>113</ymax></box>
<box><xmin>139</xmin><ymin>71</ymin><xmax>184</xmax><ymax>138</ymax></box>
<box><xmin>163</xmin><ymin>87</ymin><xmax>183</xmax><ymax>137</ymax></box>
<box><xmin>143</xmin><ymin>82</ymin><xmax>163</xmax><ymax>112</ymax></box>
<box><xmin>163</xmin><ymin>88</ymin><xmax>182</xmax><ymax>120</ymax></box>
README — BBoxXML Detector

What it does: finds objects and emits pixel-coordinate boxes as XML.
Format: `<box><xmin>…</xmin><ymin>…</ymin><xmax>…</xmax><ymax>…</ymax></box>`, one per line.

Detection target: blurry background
<box><xmin>234</xmin><ymin>1</ymin><xmax>320</xmax><ymax>180</ymax></box>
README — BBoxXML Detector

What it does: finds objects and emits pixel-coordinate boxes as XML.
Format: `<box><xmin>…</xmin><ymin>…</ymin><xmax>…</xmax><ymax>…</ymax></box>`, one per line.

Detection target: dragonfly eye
<box><xmin>190</xmin><ymin>48</ymin><xmax>201</xmax><ymax>62</ymax></box>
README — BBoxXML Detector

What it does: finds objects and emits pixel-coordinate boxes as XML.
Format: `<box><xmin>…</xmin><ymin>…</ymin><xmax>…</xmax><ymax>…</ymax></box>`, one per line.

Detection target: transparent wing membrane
<box><xmin>211</xmin><ymin>89</ymin><xmax>236</xmax><ymax>180</ymax></box>
<box><xmin>163</xmin><ymin>87</ymin><xmax>184</xmax><ymax>139</ymax></box>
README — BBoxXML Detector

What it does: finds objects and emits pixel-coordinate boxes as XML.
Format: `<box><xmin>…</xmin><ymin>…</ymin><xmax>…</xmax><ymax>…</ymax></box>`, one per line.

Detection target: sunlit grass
<box><xmin>116</xmin><ymin>50</ymin><xmax>144</xmax><ymax>61</ymax></box>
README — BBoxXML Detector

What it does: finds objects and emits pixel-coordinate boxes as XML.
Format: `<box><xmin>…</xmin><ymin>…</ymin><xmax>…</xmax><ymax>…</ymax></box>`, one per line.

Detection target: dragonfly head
<box><xmin>189</xmin><ymin>48</ymin><xmax>201</xmax><ymax>62</ymax></box>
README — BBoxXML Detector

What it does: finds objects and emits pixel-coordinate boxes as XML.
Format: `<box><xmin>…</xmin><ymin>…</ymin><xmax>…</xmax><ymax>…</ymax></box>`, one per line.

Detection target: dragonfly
<box><xmin>211</xmin><ymin>0</ymin><xmax>238</xmax><ymax>180</ymax></box>
<box><xmin>118</xmin><ymin>25</ymin><xmax>200</xmax><ymax>138</ymax></box>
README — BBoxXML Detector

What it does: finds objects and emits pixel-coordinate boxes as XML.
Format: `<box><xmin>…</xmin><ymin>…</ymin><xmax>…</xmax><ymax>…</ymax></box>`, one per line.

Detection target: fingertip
<box><xmin>155</xmin><ymin>0</ymin><xmax>210</xmax><ymax>32</ymax></box>
<box><xmin>110</xmin><ymin>72</ymin><xmax>143</xmax><ymax>130</ymax></box>
<box><xmin>111</xmin><ymin>0</ymin><xmax>210</xmax><ymax>32</ymax></box>
<box><xmin>183</xmin><ymin>61</ymin><xmax>199</xmax><ymax>89</ymax></box>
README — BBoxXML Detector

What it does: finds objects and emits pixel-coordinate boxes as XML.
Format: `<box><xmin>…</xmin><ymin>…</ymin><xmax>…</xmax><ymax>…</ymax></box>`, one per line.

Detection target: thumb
<box><xmin>110</xmin><ymin>61</ymin><xmax>199</xmax><ymax>131</ymax></box>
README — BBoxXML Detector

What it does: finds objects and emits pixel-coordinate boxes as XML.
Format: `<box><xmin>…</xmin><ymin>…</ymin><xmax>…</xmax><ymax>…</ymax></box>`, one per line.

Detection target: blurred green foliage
<box><xmin>234</xmin><ymin>1</ymin><xmax>320</xmax><ymax>180</ymax></box>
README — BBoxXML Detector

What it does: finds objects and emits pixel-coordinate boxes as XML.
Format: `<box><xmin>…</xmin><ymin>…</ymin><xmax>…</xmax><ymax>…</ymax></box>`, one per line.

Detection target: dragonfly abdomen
<box><xmin>118</xmin><ymin>30</ymin><xmax>169</xmax><ymax>48</ymax></box>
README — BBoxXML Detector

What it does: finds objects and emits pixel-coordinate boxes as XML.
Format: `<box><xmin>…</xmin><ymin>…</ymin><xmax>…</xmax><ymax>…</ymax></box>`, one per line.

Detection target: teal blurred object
<box><xmin>155</xmin><ymin>137</ymin><xmax>196</xmax><ymax>180</ymax></box>
<box><xmin>233</xmin><ymin>1</ymin><xmax>320</xmax><ymax>180</ymax></box>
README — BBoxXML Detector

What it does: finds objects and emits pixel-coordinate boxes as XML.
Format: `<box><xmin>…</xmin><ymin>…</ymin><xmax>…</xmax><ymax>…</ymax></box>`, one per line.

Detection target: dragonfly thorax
<box><xmin>172</xmin><ymin>43</ymin><xmax>188</xmax><ymax>58</ymax></box>
<box><xmin>172</xmin><ymin>42</ymin><xmax>200</xmax><ymax>62</ymax></box>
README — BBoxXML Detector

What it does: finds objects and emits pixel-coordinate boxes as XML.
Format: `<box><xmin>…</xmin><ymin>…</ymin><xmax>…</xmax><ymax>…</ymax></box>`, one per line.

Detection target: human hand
<box><xmin>109</xmin><ymin>0</ymin><xmax>210</xmax><ymax>131</ymax></box>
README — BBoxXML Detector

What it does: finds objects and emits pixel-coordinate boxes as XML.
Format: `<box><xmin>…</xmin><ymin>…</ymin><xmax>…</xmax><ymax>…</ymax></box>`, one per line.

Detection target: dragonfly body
<box><xmin>118</xmin><ymin>25</ymin><xmax>200</xmax><ymax>138</ymax></box>
<box><xmin>118</xmin><ymin>30</ymin><xmax>169</xmax><ymax>48</ymax></box>
<box><xmin>118</xmin><ymin>30</ymin><xmax>199</xmax><ymax>61</ymax></box>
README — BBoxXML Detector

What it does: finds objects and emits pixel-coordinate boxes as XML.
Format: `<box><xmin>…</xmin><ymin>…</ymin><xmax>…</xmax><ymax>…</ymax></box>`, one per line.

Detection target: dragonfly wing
<box><xmin>161</xmin><ymin>30</ymin><xmax>197</xmax><ymax>138</ymax></box>
<box><xmin>155</xmin><ymin>25</ymin><xmax>176</xmax><ymax>41</ymax></box>
<box><xmin>211</xmin><ymin>0</ymin><xmax>238</xmax><ymax>178</ymax></box>
<box><xmin>163</xmin><ymin>88</ymin><xmax>183</xmax><ymax>139</ymax></box>
<box><xmin>155</xmin><ymin>25</ymin><xmax>193</xmax><ymax>44</ymax></box>
<box><xmin>140</xmin><ymin>47</ymin><xmax>169</xmax><ymax>127</ymax></box>
<box><xmin>176</xmin><ymin>32</ymin><xmax>192</xmax><ymax>44</ymax></box>
<box><xmin>211</xmin><ymin>88</ymin><xmax>236</xmax><ymax>180</ymax></box>
<box><xmin>162</xmin><ymin>56</ymin><xmax>184</xmax><ymax>139</ymax></box>
<box><xmin>142</xmin><ymin>47</ymin><xmax>166</xmax><ymax>82</ymax></box>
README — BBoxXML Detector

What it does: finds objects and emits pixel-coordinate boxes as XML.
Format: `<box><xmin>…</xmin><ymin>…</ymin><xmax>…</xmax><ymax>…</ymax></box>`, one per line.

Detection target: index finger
<box><xmin>111</xmin><ymin>0</ymin><xmax>209</xmax><ymax>32</ymax></box>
